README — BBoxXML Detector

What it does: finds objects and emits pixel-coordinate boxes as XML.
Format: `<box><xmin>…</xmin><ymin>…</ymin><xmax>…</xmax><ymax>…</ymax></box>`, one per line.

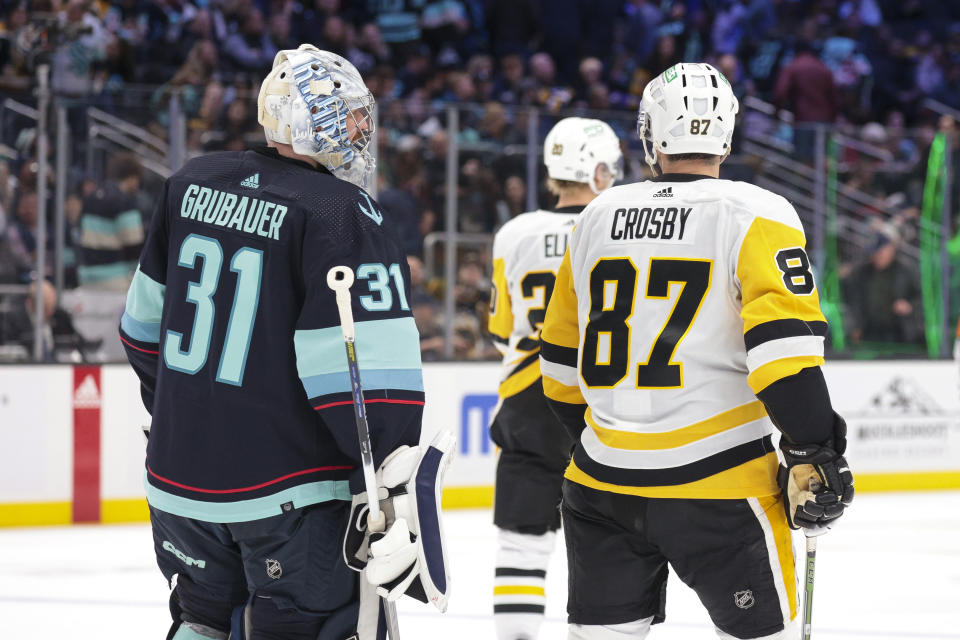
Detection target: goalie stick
<box><xmin>327</xmin><ymin>265</ymin><xmax>402</xmax><ymax>640</ymax></box>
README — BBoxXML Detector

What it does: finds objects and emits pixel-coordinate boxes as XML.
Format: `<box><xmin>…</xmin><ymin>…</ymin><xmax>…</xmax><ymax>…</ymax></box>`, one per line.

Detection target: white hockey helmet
<box><xmin>637</xmin><ymin>62</ymin><xmax>739</xmax><ymax>173</ymax></box>
<box><xmin>257</xmin><ymin>44</ymin><xmax>376</xmax><ymax>187</ymax></box>
<box><xmin>543</xmin><ymin>117</ymin><xmax>623</xmax><ymax>194</ymax></box>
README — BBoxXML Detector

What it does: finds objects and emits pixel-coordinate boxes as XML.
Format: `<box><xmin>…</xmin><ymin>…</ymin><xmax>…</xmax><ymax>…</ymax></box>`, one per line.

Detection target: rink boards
<box><xmin>1</xmin><ymin>361</ymin><xmax>959</xmax><ymax>526</ymax></box>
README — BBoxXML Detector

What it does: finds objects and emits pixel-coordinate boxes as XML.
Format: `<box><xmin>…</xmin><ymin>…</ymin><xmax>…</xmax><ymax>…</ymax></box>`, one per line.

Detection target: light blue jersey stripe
<box><xmin>125</xmin><ymin>266</ymin><xmax>166</xmax><ymax>323</ymax></box>
<box><xmin>171</xmin><ymin>626</ymin><xmax>214</xmax><ymax>640</ymax></box>
<box><xmin>302</xmin><ymin>367</ymin><xmax>424</xmax><ymax>398</ymax></box>
<box><xmin>79</xmin><ymin>261</ymin><xmax>137</xmax><ymax>284</ymax></box>
<box><xmin>295</xmin><ymin>317</ymin><xmax>422</xmax><ymax>378</ymax></box>
<box><xmin>145</xmin><ymin>476</ymin><xmax>352</xmax><ymax>523</ymax></box>
<box><xmin>120</xmin><ymin>312</ymin><xmax>161</xmax><ymax>343</ymax></box>
<box><xmin>115</xmin><ymin>209</ymin><xmax>142</xmax><ymax>232</ymax></box>
<box><xmin>81</xmin><ymin>214</ymin><xmax>120</xmax><ymax>236</ymax></box>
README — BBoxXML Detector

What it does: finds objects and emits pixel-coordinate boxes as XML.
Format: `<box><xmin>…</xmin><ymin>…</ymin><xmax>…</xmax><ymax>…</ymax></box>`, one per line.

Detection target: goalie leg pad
<box><xmin>568</xmin><ymin>617</ymin><xmax>654</xmax><ymax>640</ymax></box>
<box><xmin>359</xmin><ymin>431</ymin><xmax>455</xmax><ymax>611</ymax></box>
<box><xmin>410</xmin><ymin>435</ymin><xmax>452</xmax><ymax>604</ymax></box>
<box><xmin>313</xmin><ymin>579</ymin><xmax>386</xmax><ymax>640</ymax></box>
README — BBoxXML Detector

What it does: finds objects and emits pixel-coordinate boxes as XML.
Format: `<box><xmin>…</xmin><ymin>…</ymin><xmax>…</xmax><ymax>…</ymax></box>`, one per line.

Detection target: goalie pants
<box><xmin>562</xmin><ymin>481</ymin><xmax>797</xmax><ymax>640</ymax></box>
<box><xmin>491</xmin><ymin>379</ymin><xmax>575</xmax><ymax>534</ymax></box>
<box><xmin>150</xmin><ymin>500</ymin><xmax>384</xmax><ymax>640</ymax></box>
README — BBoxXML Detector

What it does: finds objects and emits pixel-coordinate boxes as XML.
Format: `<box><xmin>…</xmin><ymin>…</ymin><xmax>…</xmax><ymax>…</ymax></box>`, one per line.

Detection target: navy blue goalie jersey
<box><xmin>119</xmin><ymin>147</ymin><xmax>423</xmax><ymax>523</ymax></box>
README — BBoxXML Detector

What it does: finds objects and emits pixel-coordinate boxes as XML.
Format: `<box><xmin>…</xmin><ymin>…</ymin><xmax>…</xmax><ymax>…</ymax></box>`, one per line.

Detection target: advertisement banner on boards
<box><xmin>823</xmin><ymin>361</ymin><xmax>960</xmax><ymax>473</ymax></box>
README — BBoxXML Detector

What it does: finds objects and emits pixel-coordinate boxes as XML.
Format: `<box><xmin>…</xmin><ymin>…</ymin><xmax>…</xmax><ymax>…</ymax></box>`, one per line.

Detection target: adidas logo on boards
<box><xmin>240</xmin><ymin>173</ymin><xmax>260</xmax><ymax>189</ymax></box>
<box><xmin>74</xmin><ymin>374</ymin><xmax>101</xmax><ymax>408</ymax></box>
<box><xmin>652</xmin><ymin>186</ymin><xmax>673</xmax><ymax>198</ymax></box>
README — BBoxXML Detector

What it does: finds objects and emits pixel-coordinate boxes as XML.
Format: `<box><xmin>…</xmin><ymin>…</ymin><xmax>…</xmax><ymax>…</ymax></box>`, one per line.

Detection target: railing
<box><xmin>1</xmin><ymin>90</ymin><xmax>953</xmax><ymax>361</ymax></box>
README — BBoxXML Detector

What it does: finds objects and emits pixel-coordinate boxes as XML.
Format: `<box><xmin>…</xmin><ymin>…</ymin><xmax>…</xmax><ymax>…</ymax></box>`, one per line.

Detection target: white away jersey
<box><xmin>489</xmin><ymin>209</ymin><xmax>579</xmax><ymax>398</ymax></box>
<box><xmin>540</xmin><ymin>176</ymin><xmax>827</xmax><ymax>499</ymax></box>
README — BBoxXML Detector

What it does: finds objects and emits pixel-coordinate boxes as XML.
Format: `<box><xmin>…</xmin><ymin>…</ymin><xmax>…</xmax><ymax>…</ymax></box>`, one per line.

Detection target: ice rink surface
<box><xmin>1</xmin><ymin>491</ymin><xmax>959</xmax><ymax>639</ymax></box>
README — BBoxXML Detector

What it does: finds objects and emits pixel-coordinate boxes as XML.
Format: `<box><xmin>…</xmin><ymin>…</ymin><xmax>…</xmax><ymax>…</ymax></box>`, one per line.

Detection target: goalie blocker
<box><xmin>344</xmin><ymin>431</ymin><xmax>455</xmax><ymax>611</ymax></box>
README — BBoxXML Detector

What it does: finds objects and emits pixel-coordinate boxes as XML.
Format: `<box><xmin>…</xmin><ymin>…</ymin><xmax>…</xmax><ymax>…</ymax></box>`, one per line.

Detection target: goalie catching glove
<box><xmin>778</xmin><ymin>413</ymin><xmax>855</xmax><ymax>531</ymax></box>
<box><xmin>343</xmin><ymin>430</ymin><xmax>455</xmax><ymax>612</ymax></box>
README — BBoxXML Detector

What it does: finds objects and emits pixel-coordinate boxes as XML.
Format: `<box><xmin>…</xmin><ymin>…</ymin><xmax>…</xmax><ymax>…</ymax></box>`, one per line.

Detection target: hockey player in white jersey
<box><xmin>488</xmin><ymin>117</ymin><xmax>622</xmax><ymax>640</ymax></box>
<box><xmin>540</xmin><ymin>63</ymin><xmax>854</xmax><ymax>639</ymax></box>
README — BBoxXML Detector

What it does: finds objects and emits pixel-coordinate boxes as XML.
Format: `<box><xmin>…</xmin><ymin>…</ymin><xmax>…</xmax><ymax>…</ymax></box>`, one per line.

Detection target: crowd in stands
<box><xmin>1</xmin><ymin>0</ymin><xmax>959</xmax><ymax>360</ymax></box>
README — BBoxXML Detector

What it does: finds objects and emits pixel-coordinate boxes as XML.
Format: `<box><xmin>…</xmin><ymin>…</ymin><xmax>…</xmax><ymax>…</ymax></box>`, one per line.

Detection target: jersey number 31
<box><xmin>164</xmin><ymin>234</ymin><xmax>263</xmax><ymax>386</ymax></box>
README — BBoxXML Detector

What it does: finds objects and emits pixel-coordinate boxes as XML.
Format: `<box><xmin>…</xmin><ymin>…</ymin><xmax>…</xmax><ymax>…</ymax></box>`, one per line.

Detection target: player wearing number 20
<box><xmin>540</xmin><ymin>63</ymin><xmax>853</xmax><ymax>640</ymax></box>
<box><xmin>487</xmin><ymin>117</ymin><xmax>622</xmax><ymax>640</ymax></box>
<box><xmin>119</xmin><ymin>45</ymin><xmax>450</xmax><ymax>640</ymax></box>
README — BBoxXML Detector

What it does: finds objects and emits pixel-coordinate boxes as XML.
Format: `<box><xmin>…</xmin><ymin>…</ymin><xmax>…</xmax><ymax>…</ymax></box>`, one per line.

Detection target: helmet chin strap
<box><xmin>589</xmin><ymin>174</ymin><xmax>603</xmax><ymax>195</ymax></box>
<box><xmin>638</xmin><ymin>117</ymin><xmax>663</xmax><ymax>177</ymax></box>
<box><xmin>641</xmin><ymin>137</ymin><xmax>662</xmax><ymax>177</ymax></box>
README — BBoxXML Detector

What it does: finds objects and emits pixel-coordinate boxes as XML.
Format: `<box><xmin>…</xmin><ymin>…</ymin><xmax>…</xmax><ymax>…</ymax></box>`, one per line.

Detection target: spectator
<box><xmin>492</xmin><ymin>53</ymin><xmax>527</xmax><ymax>104</ymax></box>
<box><xmin>774</xmin><ymin>41</ymin><xmax>838</xmax><ymax>162</ymax></box>
<box><xmin>645</xmin><ymin>34</ymin><xmax>682</xmax><ymax>79</ymax></box>
<box><xmin>408</xmin><ymin>255</ymin><xmax>446</xmax><ymax>361</ymax></box>
<box><xmin>150</xmin><ymin>39</ymin><xmax>219</xmax><ymax>130</ymax></box>
<box><xmin>529</xmin><ymin>52</ymin><xmax>573</xmax><ymax>112</ymax></box>
<box><xmin>51</xmin><ymin>0</ymin><xmax>108</xmax><ymax>98</ymax></box>
<box><xmin>494</xmin><ymin>175</ymin><xmax>526</xmax><ymax>228</ymax></box>
<box><xmin>5</xmin><ymin>187</ymin><xmax>46</xmax><ymax>280</ymax></box>
<box><xmin>379</xmin><ymin>150</ymin><xmax>428</xmax><ymax>256</ymax></box>
<box><xmin>623</xmin><ymin>0</ymin><xmax>663</xmax><ymax>65</ymax></box>
<box><xmin>844</xmin><ymin>230</ymin><xmax>923</xmax><ymax>346</ymax></box>
<box><xmin>0</xmin><ymin>279</ymin><xmax>87</xmax><ymax>362</ymax></box>
<box><xmin>266</xmin><ymin>12</ymin><xmax>295</xmax><ymax>53</ymax></box>
<box><xmin>478</xmin><ymin>102</ymin><xmax>522</xmax><ymax>145</ymax></box>
<box><xmin>0</xmin><ymin>235</ymin><xmax>24</xmax><ymax>284</ymax></box>
<box><xmin>77</xmin><ymin>152</ymin><xmax>144</xmax><ymax>291</ymax></box>
<box><xmin>321</xmin><ymin>15</ymin><xmax>351</xmax><ymax>57</ymax></box>
<box><xmin>223</xmin><ymin>9</ymin><xmax>276</xmax><ymax>73</ymax></box>
<box><xmin>575</xmin><ymin>57</ymin><xmax>603</xmax><ymax>103</ymax></box>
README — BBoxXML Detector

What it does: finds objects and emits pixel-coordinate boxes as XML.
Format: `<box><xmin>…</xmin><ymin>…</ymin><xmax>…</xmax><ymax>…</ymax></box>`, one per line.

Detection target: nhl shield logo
<box><xmin>266</xmin><ymin>559</ymin><xmax>282</xmax><ymax>580</ymax></box>
<box><xmin>734</xmin><ymin>590</ymin><xmax>755</xmax><ymax>609</ymax></box>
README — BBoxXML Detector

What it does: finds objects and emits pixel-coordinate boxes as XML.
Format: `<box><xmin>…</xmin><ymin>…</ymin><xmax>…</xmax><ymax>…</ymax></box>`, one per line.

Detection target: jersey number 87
<box><xmin>581</xmin><ymin>257</ymin><xmax>712</xmax><ymax>389</ymax></box>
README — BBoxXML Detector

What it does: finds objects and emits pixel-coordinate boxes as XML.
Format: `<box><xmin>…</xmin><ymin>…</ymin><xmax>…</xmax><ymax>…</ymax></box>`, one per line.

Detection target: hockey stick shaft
<box><xmin>327</xmin><ymin>265</ymin><xmax>401</xmax><ymax>640</ymax></box>
<box><xmin>800</xmin><ymin>535</ymin><xmax>817</xmax><ymax>640</ymax></box>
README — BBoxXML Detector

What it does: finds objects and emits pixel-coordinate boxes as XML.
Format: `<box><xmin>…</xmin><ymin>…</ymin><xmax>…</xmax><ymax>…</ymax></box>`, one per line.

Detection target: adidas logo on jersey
<box><xmin>240</xmin><ymin>173</ymin><xmax>260</xmax><ymax>189</ymax></box>
<box><xmin>653</xmin><ymin>187</ymin><xmax>673</xmax><ymax>198</ymax></box>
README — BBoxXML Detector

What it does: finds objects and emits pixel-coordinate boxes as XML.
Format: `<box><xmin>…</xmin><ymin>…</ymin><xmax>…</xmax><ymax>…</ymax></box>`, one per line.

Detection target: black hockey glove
<box><xmin>777</xmin><ymin>413</ymin><xmax>854</xmax><ymax>531</ymax></box>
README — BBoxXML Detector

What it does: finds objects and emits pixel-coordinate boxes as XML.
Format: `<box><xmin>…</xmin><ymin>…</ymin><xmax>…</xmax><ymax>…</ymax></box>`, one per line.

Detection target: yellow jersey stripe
<box><xmin>498</xmin><ymin>359</ymin><xmax>542</xmax><ymax>398</ymax></box>
<box><xmin>489</xmin><ymin>257</ymin><xmax>514</xmax><ymax>340</ymax></box>
<box><xmin>586</xmin><ymin>401</ymin><xmax>767</xmax><ymax>451</ymax></box>
<box><xmin>543</xmin><ymin>375</ymin><xmax>585</xmax><ymax>405</ymax></box>
<box><xmin>493</xmin><ymin>585</ymin><xmax>547</xmax><ymax>596</ymax></box>
<box><xmin>564</xmin><ymin>453</ymin><xmax>780</xmax><ymax>499</ymax></box>
<box><xmin>766</xmin><ymin>495</ymin><xmax>799</xmax><ymax>621</ymax></box>
<box><xmin>747</xmin><ymin>354</ymin><xmax>824</xmax><ymax>393</ymax></box>
<box><xmin>541</xmin><ymin>248</ymin><xmax>580</xmax><ymax>349</ymax></box>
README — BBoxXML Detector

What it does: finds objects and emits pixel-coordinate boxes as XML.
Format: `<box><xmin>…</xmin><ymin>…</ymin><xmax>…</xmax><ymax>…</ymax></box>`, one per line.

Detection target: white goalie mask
<box><xmin>257</xmin><ymin>44</ymin><xmax>376</xmax><ymax>187</ymax></box>
<box><xmin>637</xmin><ymin>62</ymin><xmax>739</xmax><ymax>174</ymax></box>
<box><xmin>543</xmin><ymin>117</ymin><xmax>623</xmax><ymax>194</ymax></box>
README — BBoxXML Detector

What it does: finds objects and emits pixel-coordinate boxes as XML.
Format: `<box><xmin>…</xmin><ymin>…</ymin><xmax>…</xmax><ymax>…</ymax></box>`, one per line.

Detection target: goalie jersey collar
<box><xmin>251</xmin><ymin>145</ymin><xmax>334</xmax><ymax>175</ymax></box>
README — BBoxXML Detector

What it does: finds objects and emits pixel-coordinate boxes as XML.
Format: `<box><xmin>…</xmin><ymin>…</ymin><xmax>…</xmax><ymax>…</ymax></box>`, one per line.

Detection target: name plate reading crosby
<box><xmin>609</xmin><ymin>207</ymin><xmax>694</xmax><ymax>243</ymax></box>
